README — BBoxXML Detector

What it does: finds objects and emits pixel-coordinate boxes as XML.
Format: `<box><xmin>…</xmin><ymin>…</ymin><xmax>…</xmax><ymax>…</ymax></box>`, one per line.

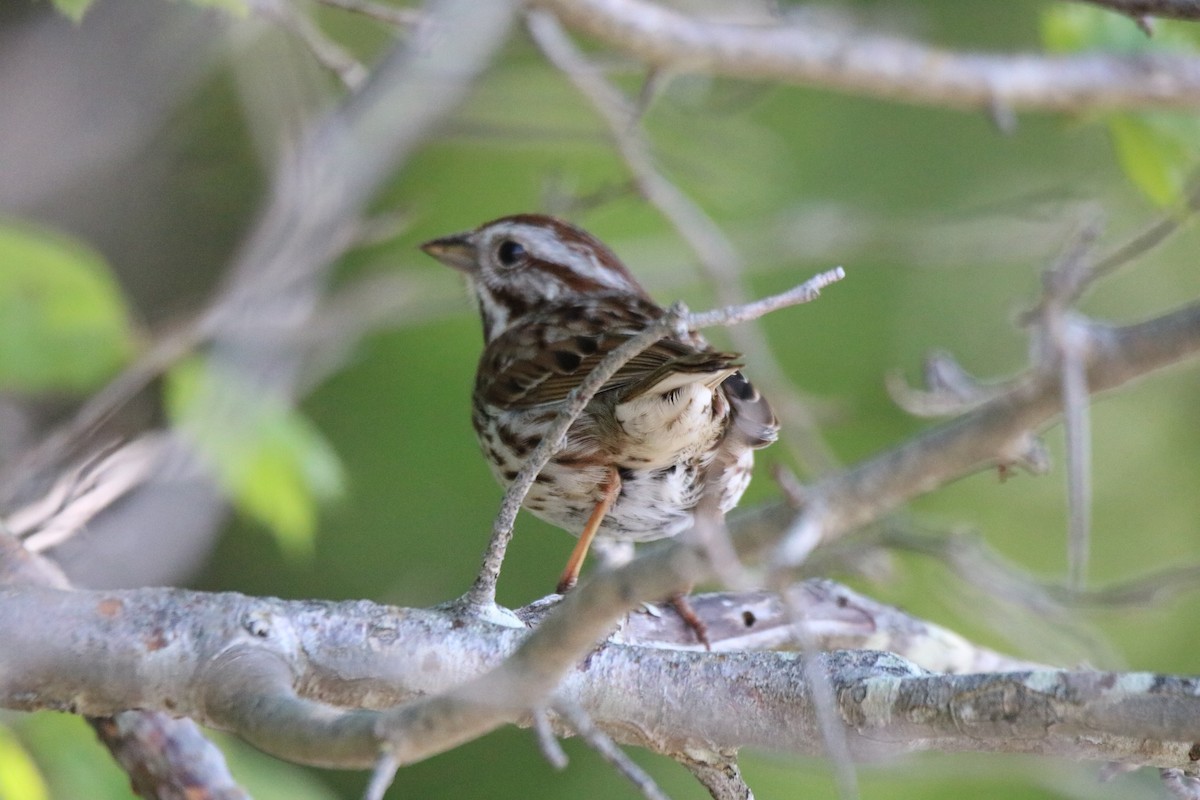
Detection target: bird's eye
<box><xmin>496</xmin><ymin>240</ymin><xmax>526</xmax><ymax>266</ymax></box>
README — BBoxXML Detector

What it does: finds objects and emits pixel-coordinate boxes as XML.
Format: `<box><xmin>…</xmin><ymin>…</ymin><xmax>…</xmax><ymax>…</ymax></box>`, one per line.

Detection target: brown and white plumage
<box><xmin>422</xmin><ymin>214</ymin><xmax>777</xmax><ymax>590</ymax></box>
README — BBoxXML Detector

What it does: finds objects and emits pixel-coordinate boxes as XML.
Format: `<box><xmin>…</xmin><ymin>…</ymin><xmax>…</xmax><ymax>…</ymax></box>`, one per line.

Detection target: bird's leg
<box><xmin>668</xmin><ymin>593</ymin><xmax>711</xmax><ymax>651</ymax></box>
<box><xmin>556</xmin><ymin>467</ymin><xmax>621</xmax><ymax>594</ymax></box>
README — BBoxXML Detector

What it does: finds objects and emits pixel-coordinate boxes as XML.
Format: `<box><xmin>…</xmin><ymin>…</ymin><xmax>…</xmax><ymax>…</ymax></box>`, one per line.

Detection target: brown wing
<box><xmin>477</xmin><ymin>299</ymin><xmax>741</xmax><ymax>410</ymax></box>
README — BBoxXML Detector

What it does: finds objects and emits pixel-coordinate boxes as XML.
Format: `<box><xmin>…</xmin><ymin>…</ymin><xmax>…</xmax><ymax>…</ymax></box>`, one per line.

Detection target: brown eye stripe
<box><xmin>489</xmin><ymin>286</ymin><xmax>531</xmax><ymax>319</ymax></box>
<box><xmin>488</xmin><ymin>213</ymin><xmax>651</xmax><ymax>299</ymax></box>
<box><xmin>527</xmin><ymin>255</ymin><xmax>608</xmax><ymax>294</ymax></box>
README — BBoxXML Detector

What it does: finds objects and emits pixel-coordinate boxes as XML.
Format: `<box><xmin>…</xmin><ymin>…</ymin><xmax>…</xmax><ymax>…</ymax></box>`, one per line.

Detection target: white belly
<box><xmin>475</xmin><ymin>378</ymin><xmax>746</xmax><ymax>543</ymax></box>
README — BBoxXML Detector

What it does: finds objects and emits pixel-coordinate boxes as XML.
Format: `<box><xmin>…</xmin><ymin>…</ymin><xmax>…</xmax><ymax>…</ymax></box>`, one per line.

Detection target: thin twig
<box><xmin>464</xmin><ymin>267</ymin><xmax>845</xmax><ymax>609</ymax></box>
<box><xmin>249</xmin><ymin>0</ymin><xmax>368</xmax><ymax>90</ymax></box>
<box><xmin>1038</xmin><ymin>220</ymin><xmax>1104</xmax><ymax>591</ymax></box>
<box><xmin>527</xmin><ymin>9</ymin><xmax>841</xmax><ymax>475</ymax></box>
<box><xmin>554</xmin><ymin>700</ymin><xmax>672</xmax><ymax>800</ymax></box>
<box><xmin>316</xmin><ymin>0</ymin><xmax>422</xmax><ymax>27</ymax></box>
<box><xmin>687</xmin><ymin>268</ymin><xmax>845</xmax><ymax>328</ymax></box>
<box><xmin>1060</xmin><ymin>320</ymin><xmax>1092</xmax><ymax>592</ymax></box>
<box><xmin>1076</xmin><ymin>0</ymin><xmax>1200</xmax><ymax>21</ymax></box>
<box><xmin>363</xmin><ymin>754</ymin><xmax>399</xmax><ymax>800</ymax></box>
<box><xmin>1090</xmin><ymin>178</ymin><xmax>1200</xmax><ymax>285</ymax></box>
<box><xmin>1163</xmin><ymin>768</ymin><xmax>1200</xmax><ymax>799</ymax></box>
<box><xmin>773</xmin><ymin>576</ymin><xmax>860</xmax><ymax>800</ymax></box>
<box><xmin>532</xmin><ymin>707</ymin><xmax>569</xmax><ymax>770</ymax></box>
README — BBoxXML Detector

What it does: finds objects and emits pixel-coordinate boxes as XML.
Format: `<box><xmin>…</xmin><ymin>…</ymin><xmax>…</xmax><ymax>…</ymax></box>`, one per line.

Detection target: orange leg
<box><xmin>668</xmin><ymin>593</ymin><xmax>711</xmax><ymax>651</ymax></box>
<box><xmin>556</xmin><ymin>468</ymin><xmax>621</xmax><ymax>594</ymax></box>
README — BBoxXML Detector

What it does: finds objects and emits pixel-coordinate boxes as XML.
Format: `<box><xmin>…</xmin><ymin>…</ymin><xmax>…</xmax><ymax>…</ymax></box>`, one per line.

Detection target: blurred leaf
<box><xmin>1040</xmin><ymin>5</ymin><xmax>1200</xmax><ymax>53</ymax></box>
<box><xmin>47</xmin><ymin>0</ymin><xmax>93</xmax><ymax>23</ymax></box>
<box><xmin>0</xmin><ymin>725</ymin><xmax>48</xmax><ymax>800</ymax></box>
<box><xmin>1041</xmin><ymin>5</ymin><xmax>1148</xmax><ymax>53</ymax></box>
<box><xmin>1040</xmin><ymin>7</ymin><xmax>1200</xmax><ymax>207</ymax></box>
<box><xmin>8</xmin><ymin>714</ymin><xmax>133</xmax><ymax>800</ymax></box>
<box><xmin>1108</xmin><ymin>113</ymin><xmax>1198</xmax><ymax>207</ymax></box>
<box><xmin>0</xmin><ymin>223</ymin><xmax>136</xmax><ymax>394</ymax></box>
<box><xmin>165</xmin><ymin>357</ymin><xmax>344</xmax><ymax>558</ymax></box>
<box><xmin>210</xmin><ymin>732</ymin><xmax>339</xmax><ymax>800</ymax></box>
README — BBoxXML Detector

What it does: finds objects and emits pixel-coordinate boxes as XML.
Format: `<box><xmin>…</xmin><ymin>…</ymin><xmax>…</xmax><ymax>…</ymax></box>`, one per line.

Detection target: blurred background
<box><xmin>1</xmin><ymin>0</ymin><xmax>1199</xmax><ymax>798</ymax></box>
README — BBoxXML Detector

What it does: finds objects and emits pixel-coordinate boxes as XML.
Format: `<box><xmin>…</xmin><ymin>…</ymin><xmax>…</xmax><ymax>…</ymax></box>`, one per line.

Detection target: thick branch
<box><xmin>537</xmin><ymin>0</ymin><xmax>1200</xmax><ymax>111</ymax></box>
<box><xmin>3</xmin><ymin>586</ymin><xmax>1200</xmax><ymax>772</ymax></box>
<box><xmin>4</xmin><ymin>299</ymin><xmax>1194</xmax><ymax>772</ymax></box>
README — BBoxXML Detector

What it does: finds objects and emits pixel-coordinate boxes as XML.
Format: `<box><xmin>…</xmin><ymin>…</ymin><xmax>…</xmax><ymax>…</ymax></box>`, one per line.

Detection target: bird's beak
<box><xmin>420</xmin><ymin>233</ymin><xmax>477</xmax><ymax>273</ymax></box>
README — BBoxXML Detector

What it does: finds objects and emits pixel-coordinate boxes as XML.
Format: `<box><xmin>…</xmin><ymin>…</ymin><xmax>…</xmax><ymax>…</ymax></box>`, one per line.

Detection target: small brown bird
<box><xmin>422</xmin><ymin>214</ymin><xmax>777</xmax><ymax>594</ymax></box>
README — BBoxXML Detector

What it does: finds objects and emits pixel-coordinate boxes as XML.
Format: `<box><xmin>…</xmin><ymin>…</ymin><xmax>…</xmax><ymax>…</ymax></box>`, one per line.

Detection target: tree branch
<box><xmin>3</xmin><ymin>585</ymin><xmax>1200</xmax><ymax>771</ymax></box>
<box><xmin>536</xmin><ymin>0</ymin><xmax>1200</xmax><ymax>112</ymax></box>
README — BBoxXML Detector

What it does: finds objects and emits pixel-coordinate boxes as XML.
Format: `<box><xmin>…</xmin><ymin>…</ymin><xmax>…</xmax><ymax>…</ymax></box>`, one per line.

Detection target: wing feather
<box><xmin>477</xmin><ymin>300</ymin><xmax>741</xmax><ymax>409</ymax></box>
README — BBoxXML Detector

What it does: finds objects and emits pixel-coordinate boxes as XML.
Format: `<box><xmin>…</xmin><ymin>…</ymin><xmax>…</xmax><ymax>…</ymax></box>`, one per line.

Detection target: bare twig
<box><xmin>687</xmin><ymin>269</ymin><xmax>845</xmax><ymax>328</ymax></box>
<box><xmin>536</xmin><ymin>0</ymin><xmax>1200</xmax><ymax>111</ymax></box>
<box><xmin>886</xmin><ymin>352</ymin><xmax>1007</xmax><ymax>418</ymax></box>
<box><xmin>0</xmin><ymin>325</ymin><xmax>199</xmax><ymax>509</ymax></box>
<box><xmin>316</xmin><ymin>0</ymin><xmax>422</xmax><ymax>27</ymax></box>
<box><xmin>1162</xmin><ymin>768</ymin><xmax>1200</xmax><ymax>799</ymax></box>
<box><xmin>532</xmin><ymin>707</ymin><xmax>569</xmax><ymax>770</ymax></box>
<box><xmin>9</xmin><ymin>436</ymin><xmax>166</xmax><ymax>554</ymax></box>
<box><xmin>1038</xmin><ymin>220</ymin><xmax>1104</xmax><ymax>590</ymax></box>
<box><xmin>1090</xmin><ymin>178</ymin><xmax>1200</xmax><ymax>285</ymax></box>
<box><xmin>249</xmin><ymin>0</ymin><xmax>369</xmax><ymax>90</ymax></box>
<box><xmin>876</xmin><ymin>526</ymin><xmax>1200</xmax><ymax>611</ymax></box>
<box><xmin>1076</xmin><ymin>0</ymin><xmax>1200</xmax><ymax>21</ymax></box>
<box><xmin>464</xmin><ymin>267</ymin><xmax>844</xmax><ymax>609</ymax></box>
<box><xmin>1059</xmin><ymin>320</ymin><xmax>1092</xmax><ymax>591</ymax></box>
<box><xmin>772</xmin><ymin>578</ymin><xmax>860</xmax><ymax>800</ymax></box>
<box><xmin>363</xmin><ymin>754</ymin><xmax>399</xmax><ymax>800</ymax></box>
<box><xmin>554</xmin><ymin>700</ymin><xmax>672</xmax><ymax>800</ymax></box>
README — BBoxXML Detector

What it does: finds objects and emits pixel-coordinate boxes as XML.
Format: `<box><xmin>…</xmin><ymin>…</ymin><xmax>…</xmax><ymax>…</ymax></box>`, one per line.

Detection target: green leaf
<box><xmin>48</xmin><ymin>0</ymin><xmax>94</xmax><ymax>23</ymax></box>
<box><xmin>0</xmin><ymin>222</ymin><xmax>136</xmax><ymax>393</ymax></box>
<box><xmin>0</xmin><ymin>725</ymin><xmax>49</xmax><ymax>800</ymax></box>
<box><xmin>165</xmin><ymin>357</ymin><xmax>343</xmax><ymax>558</ymax></box>
<box><xmin>1108</xmin><ymin>113</ymin><xmax>1199</xmax><ymax>207</ymax></box>
<box><xmin>1040</xmin><ymin>7</ymin><xmax>1200</xmax><ymax>207</ymax></box>
<box><xmin>1040</xmin><ymin>5</ymin><xmax>1200</xmax><ymax>54</ymax></box>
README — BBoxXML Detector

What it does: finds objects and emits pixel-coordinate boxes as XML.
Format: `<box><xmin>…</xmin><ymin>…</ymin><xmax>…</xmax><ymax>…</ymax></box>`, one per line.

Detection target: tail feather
<box><xmin>721</xmin><ymin>371</ymin><xmax>778</xmax><ymax>449</ymax></box>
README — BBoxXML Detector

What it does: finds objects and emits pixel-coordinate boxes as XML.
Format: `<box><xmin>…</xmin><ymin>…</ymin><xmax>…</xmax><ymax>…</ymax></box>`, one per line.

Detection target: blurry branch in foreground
<box><xmin>534</xmin><ymin>0</ymin><xmax>1200</xmax><ymax>113</ymax></box>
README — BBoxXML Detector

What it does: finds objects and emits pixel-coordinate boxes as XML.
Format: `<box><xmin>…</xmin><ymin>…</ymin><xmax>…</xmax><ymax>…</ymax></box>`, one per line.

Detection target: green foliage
<box><xmin>1108</xmin><ymin>112</ymin><xmax>1198</xmax><ymax>207</ymax></box>
<box><xmin>0</xmin><ymin>223</ymin><xmax>136</xmax><ymax>394</ymax></box>
<box><xmin>165</xmin><ymin>357</ymin><xmax>344</xmax><ymax>559</ymax></box>
<box><xmin>47</xmin><ymin>0</ymin><xmax>248</xmax><ymax>23</ymax></box>
<box><xmin>7</xmin><ymin>714</ymin><xmax>130</xmax><ymax>800</ymax></box>
<box><xmin>47</xmin><ymin>0</ymin><xmax>92</xmax><ymax>23</ymax></box>
<box><xmin>1041</xmin><ymin>6</ymin><xmax>1200</xmax><ymax>208</ymax></box>
<box><xmin>0</xmin><ymin>724</ymin><xmax>48</xmax><ymax>800</ymax></box>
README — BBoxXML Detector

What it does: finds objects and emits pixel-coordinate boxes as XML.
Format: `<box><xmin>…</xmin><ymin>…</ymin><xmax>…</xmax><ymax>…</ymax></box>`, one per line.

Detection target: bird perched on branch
<box><xmin>422</xmin><ymin>214</ymin><xmax>777</xmax><ymax>597</ymax></box>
